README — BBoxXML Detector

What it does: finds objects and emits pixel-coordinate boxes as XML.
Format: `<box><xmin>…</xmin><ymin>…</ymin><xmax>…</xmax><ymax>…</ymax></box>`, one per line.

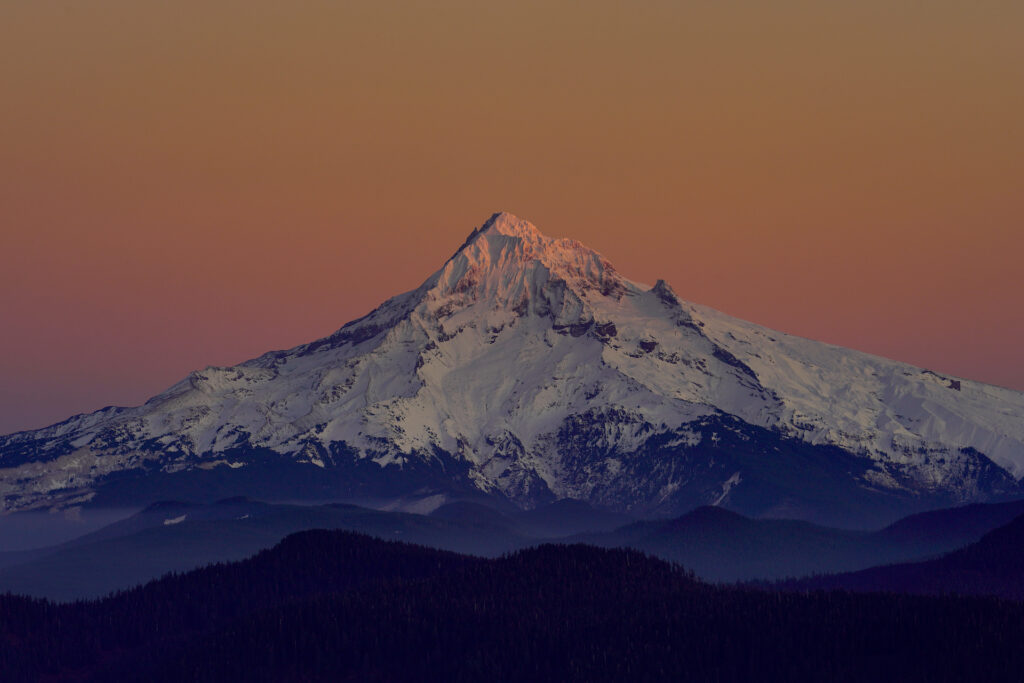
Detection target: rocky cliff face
<box><xmin>3</xmin><ymin>212</ymin><xmax>1022</xmax><ymax>526</ymax></box>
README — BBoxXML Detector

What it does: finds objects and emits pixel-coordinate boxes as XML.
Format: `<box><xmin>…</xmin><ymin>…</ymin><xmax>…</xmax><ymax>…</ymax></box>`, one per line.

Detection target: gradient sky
<box><xmin>1</xmin><ymin>1</ymin><xmax>1022</xmax><ymax>435</ymax></box>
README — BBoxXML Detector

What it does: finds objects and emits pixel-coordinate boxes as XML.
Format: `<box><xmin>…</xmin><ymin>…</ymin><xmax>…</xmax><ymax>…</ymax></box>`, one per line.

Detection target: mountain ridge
<box><xmin>5</xmin><ymin>495</ymin><xmax>1024</xmax><ymax>600</ymax></box>
<box><xmin>781</xmin><ymin>509</ymin><xmax>1024</xmax><ymax>600</ymax></box>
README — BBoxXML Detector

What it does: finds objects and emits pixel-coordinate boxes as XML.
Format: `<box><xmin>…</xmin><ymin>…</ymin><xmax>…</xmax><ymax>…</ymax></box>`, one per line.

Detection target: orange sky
<box><xmin>1</xmin><ymin>1</ymin><xmax>1022</xmax><ymax>434</ymax></box>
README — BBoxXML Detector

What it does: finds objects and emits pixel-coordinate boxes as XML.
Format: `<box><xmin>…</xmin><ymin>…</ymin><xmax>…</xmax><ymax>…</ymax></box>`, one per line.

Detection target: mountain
<box><xmin>576</xmin><ymin>498</ymin><xmax>1024</xmax><ymax>581</ymax></box>
<box><xmin>5</xmin><ymin>530</ymin><xmax>1024</xmax><ymax>682</ymax></box>
<box><xmin>783</xmin><ymin>511</ymin><xmax>1024</xmax><ymax>600</ymax></box>
<box><xmin>2</xmin><ymin>212</ymin><xmax>1023</xmax><ymax>526</ymax></box>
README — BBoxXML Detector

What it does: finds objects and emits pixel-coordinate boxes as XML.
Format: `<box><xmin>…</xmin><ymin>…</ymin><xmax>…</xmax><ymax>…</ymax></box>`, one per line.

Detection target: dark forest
<box><xmin>3</xmin><ymin>530</ymin><xmax>1023</xmax><ymax>682</ymax></box>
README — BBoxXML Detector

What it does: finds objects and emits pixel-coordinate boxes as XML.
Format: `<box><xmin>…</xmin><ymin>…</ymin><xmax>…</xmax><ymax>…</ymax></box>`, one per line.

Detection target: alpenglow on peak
<box><xmin>434</xmin><ymin>211</ymin><xmax>626</xmax><ymax>302</ymax></box>
<box><xmin>474</xmin><ymin>211</ymin><xmax>545</xmax><ymax>240</ymax></box>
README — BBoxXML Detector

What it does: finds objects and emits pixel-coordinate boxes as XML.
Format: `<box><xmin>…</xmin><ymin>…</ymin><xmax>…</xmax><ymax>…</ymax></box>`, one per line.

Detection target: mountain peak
<box><xmin>478</xmin><ymin>211</ymin><xmax>544</xmax><ymax>240</ymax></box>
<box><xmin>450</xmin><ymin>212</ymin><xmax>550</xmax><ymax>260</ymax></box>
<box><xmin>433</xmin><ymin>212</ymin><xmax>628</xmax><ymax>305</ymax></box>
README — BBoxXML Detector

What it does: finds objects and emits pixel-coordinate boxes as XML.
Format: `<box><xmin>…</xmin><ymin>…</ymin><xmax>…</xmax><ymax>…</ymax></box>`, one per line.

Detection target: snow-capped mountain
<box><xmin>2</xmin><ymin>212</ymin><xmax>1023</xmax><ymax>526</ymax></box>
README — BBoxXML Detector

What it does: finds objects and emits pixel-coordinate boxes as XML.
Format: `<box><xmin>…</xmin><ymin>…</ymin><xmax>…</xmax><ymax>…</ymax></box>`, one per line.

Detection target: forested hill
<box><xmin>2</xmin><ymin>530</ymin><xmax>1024</xmax><ymax>682</ymax></box>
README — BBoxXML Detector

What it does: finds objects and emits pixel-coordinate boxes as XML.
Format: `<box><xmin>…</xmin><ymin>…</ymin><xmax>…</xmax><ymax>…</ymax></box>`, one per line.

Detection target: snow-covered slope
<box><xmin>2</xmin><ymin>213</ymin><xmax>1022</xmax><ymax>525</ymax></box>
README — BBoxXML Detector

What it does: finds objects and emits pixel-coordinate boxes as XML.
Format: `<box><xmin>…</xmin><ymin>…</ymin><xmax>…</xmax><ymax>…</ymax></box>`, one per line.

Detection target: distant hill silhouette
<box><xmin>576</xmin><ymin>498</ymin><xmax>1024</xmax><ymax>581</ymax></box>
<box><xmin>782</xmin><ymin>511</ymin><xmax>1024</xmax><ymax>600</ymax></box>
<box><xmin>3</xmin><ymin>497</ymin><xmax>1024</xmax><ymax>600</ymax></box>
<box><xmin>0</xmin><ymin>498</ymin><xmax>534</xmax><ymax>601</ymax></box>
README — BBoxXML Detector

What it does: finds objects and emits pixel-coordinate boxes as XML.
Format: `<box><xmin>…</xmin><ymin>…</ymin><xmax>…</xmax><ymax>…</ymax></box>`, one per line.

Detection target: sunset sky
<box><xmin>1</xmin><ymin>1</ymin><xmax>1022</xmax><ymax>434</ymax></box>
